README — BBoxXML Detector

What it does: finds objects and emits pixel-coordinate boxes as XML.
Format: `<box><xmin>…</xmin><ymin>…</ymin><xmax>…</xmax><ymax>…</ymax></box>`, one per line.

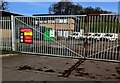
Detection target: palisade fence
<box><xmin>0</xmin><ymin>16</ymin><xmax>13</xmax><ymax>51</ymax></box>
<box><xmin>0</xmin><ymin>14</ymin><xmax>120</xmax><ymax>62</ymax></box>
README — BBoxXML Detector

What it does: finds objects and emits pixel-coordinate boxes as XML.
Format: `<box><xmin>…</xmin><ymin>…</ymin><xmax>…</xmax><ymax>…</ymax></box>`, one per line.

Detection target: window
<box><xmin>64</xmin><ymin>19</ymin><xmax>67</xmax><ymax>23</ymax></box>
<box><xmin>59</xmin><ymin>19</ymin><xmax>68</xmax><ymax>23</ymax></box>
<box><xmin>35</xmin><ymin>21</ymin><xmax>38</xmax><ymax>25</ymax></box>
<box><xmin>59</xmin><ymin>19</ymin><xmax>64</xmax><ymax>23</ymax></box>
<box><xmin>44</xmin><ymin>20</ymin><xmax>47</xmax><ymax>23</ymax></box>
<box><xmin>40</xmin><ymin>21</ymin><xmax>43</xmax><ymax>23</ymax></box>
<box><xmin>39</xmin><ymin>20</ymin><xmax>48</xmax><ymax>23</ymax></box>
<box><xmin>51</xmin><ymin>20</ymin><xmax>55</xmax><ymax>23</ymax></box>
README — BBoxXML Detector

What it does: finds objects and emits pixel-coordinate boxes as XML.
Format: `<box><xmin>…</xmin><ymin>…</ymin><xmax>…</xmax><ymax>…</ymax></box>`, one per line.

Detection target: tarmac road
<box><xmin>2</xmin><ymin>54</ymin><xmax>120</xmax><ymax>81</ymax></box>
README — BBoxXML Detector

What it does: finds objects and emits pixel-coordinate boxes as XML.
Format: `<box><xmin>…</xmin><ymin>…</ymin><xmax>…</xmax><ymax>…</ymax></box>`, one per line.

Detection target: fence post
<box><xmin>11</xmin><ymin>15</ymin><xmax>15</xmax><ymax>51</ymax></box>
<box><xmin>84</xmin><ymin>15</ymin><xmax>88</xmax><ymax>58</ymax></box>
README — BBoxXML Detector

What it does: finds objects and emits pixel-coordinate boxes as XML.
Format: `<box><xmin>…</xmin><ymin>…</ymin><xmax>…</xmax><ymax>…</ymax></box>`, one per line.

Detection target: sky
<box><xmin>7</xmin><ymin>2</ymin><xmax>119</xmax><ymax>16</ymax></box>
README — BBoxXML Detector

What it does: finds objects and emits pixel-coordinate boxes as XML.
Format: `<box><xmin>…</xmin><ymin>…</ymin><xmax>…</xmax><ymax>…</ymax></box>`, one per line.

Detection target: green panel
<box><xmin>43</xmin><ymin>28</ymin><xmax>54</xmax><ymax>41</ymax></box>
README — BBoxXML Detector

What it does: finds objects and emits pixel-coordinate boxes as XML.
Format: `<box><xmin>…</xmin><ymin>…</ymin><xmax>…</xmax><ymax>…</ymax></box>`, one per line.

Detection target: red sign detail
<box><xmin>20</xmin><ymin>28</ymin><xmax>33</xmax><ymax>32</ymax></box>
<box><xmin>24</xmin><ymin>39</ymin><xmax>33</xmax><ymax>43</ymax></box>
<box><xmin>24</xmin><ymin>36</ymin><xmax>33</xmax><ymax>40</ymax></box>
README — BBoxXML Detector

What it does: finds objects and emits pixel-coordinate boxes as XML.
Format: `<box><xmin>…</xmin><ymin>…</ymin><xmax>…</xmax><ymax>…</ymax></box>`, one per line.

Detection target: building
<box><xmin>0</xmin><ymin>10</ymin><xmax>24</xmax><ymax>50</ymax></box>
<box><xmin>33</xmin><ymin>14</ymin><xmax>75</xmax><ymax>38</ymax></box>
<box><xmin>0</xmin><ymin>10</ymin><xmax>23</xmax><ymax>17</ymax></box>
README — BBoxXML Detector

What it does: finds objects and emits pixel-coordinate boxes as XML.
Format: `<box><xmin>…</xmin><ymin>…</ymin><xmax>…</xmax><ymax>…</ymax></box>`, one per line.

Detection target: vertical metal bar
<box><xmin>93</xmin><ymin>16</ymin><xmax>96</xmax><ymax>58</ymax></box>
<box><xmin>18</xmin><ymin>17</ymin><xmax>20</xmax><ymax>52</ymax></box>
<box><xmin>97</xmin><ymin>16</ymin><xmax>100</xmax><ymax>59</ymax></box>
<box><xmin>54</xmin><ymin>17</ymin><xmax>56</xmax><ymax>55</ymax></box>
<box><xmin>103</xmin><ymin>15</ymin><xmax>107</xmax><ymax>59</ymax></box>
<box><xmin>4</xmin><ymin>17</ymin><xmax>6</xmax><ymax>50</ymax></box>
<box><xmin>26</xmin><ymin>17</ymin><xmax>28</xmax><ymax>52</ymax></box>
<box><xmin>21</xmin><ymin>17</ymin><xmax>23</xmax><ymax>52</ymax></box>
<box><xmin>16</xmin><ymin>17</ymin><xmax>19</xmax><ymax>52</ymax></box>
<box><xmin>80</xmin><ymin>16</ymin><xmax>82</xmax><ymax>56</ymax></box>
<box><xmin>84</xmin><ymin>15</ymin><xmax>88</xmax><ymax>58</ymax></box>
<box><xmin>95</xmin><ymin>15</ymin><xmax>97</xmax><ymax>59</ymax></box>
<box><xmin>3</xmin><ymin>17</ymin><xmax>6</xmax><ymax>50</ymax></box>
<box><xmin>70</xmin><ymin>16</ymin><xmax>72</xmax><ymax>57</ymax></box>
<box><xmin>107</xmin><ymin>15</ymin><xmax>111</xmax><ymax>60</ymax></box>
<box><xmin>106</xmin><ymin>15</ymin><xmax>109</xmax><ymax>59</ymax></box>
<box><xmin>113</xmin><ymin>15</ymin><xmax>120</xmax><ymax>60</ymax></box>
<box><xmin>83</xmin><ymin>16</ymin><xmax>85</xmax><ymax>57</ymax></box>
<box><xmin>8</xmin><ymin>17</ymin><xmax>10</xmax><ymax>50</ymax></box>
<box><xmin>40</xmin><ymin>17</ymin><xmax>42</xmax><ymax>53</ymax></box>
<box><xmin>5</xmin><ymin>17</ymin><xmax>6</xmax><ymax>50</ymax></box>
<box><xmin>5</xmin><ymin>17</ymin><xmax>7</xmax><ymax>50</ymax></box>
<box><xmin>87</xmin><ymin>16</ymin><xmax>89</xmax><ymax>56</ymax></box>
<box><xmin>100</xmin><ymin>15</ymin><xmax>103</xmax><ymax>59</ymax></box>
<box><xmin>59</xmin><ymin>17</ymin><xmax>61</xmax><ymax>55</ymax></box>
<box><xmin>101</xmin><ymin>15</ymin><xmax>105</xmax><ymax>59</ymax></box>
<box><xmin>111</xmin><ymin>15</ymin><xmax>114</xmax><ymax>60</ymax></box>
<box><xmin>6</xmin><ymin>17</ymin><xmax>8</xmax><ymax>50</ymax></box>
<box><xmin>74</xmin><ymin>16</ymin><xmax>77</xmax><ymax>57</ymax></box>
<box><xmin>91</xmin><ymin>16</ymin><xmax>94</xmax><ymax>58</ymax></box>
<box><xmin>117</xmin><ymin>15</ymin><xmax>119</xmax><ymax>60</ymax></box>
<box><xmin>8</xmin><ymin>18</ymin><xmax>11</xmax><ymax>50</ymax></box>
<box><xmin>23</xmin><ymin>17</ymin><xmax>25</xmax><ymax>52</ymax></box>
<box><xmin>11</xmin><ymin>15</ymin><xmax>15</xmax><ymax>51</ymax></box>
<box><xmin>39</xmin><ymin>17</ymin><xmax>41</xmax><ymax>53</ymax></box>
<box><xmin>0</xmin><ymin>17</ymin><xmax>2</xmax><ymax>50</ymax></box>
<box><xmin>33</xmin><ymin>17</ymin><xmax>35</xmax><ymax>53</ymax></box>
<box><xmin>93</xmin><ymin>15</ymin><xmax>96</xmax><ymax>58</ymax></box>
<box><xmin>34</xmin><ymin>17</ymin><xmax>36</xmax><ymax>53</ymax></box>
<box><xmin>2</xmin><ymin>17</ymin><xmax>4</xmax><ymax>50</ymax></box>
<box><xmin>4</xmin><ymin>17</ymin><xmax>5</xmax><ymax>50</ymax></box>
<box><xmin>7</xmin><ymin>17</ymin><xmax>8</xmax><ymax>50</ymax></box>
<box><xmin>7</xmin><ymin>17</ymin><xmax>9</xmax><ymax>50</ymax></box>
<box><xmin>90</xmin><ymin>16</ymin><xmax>92</xmax><ymax>56</ymax></box>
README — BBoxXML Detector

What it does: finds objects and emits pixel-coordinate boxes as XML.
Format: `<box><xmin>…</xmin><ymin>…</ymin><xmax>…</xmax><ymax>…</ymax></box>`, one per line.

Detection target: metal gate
<box><xmin>14</xmin><ymin>14</ymin><xmax>120</xmax><ymax>62</ymax></box>
<box><xmin>0</xmin><ymin>16</ymin><xmax>13</xmax><ymax>51</ymax></box>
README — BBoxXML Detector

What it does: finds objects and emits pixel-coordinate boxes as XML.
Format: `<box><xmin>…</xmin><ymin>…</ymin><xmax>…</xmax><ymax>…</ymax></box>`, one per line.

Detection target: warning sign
<box><xmin>19</xmin><ymin>28</ymin><xmax>33</xmax><ymax>43</ymax></box>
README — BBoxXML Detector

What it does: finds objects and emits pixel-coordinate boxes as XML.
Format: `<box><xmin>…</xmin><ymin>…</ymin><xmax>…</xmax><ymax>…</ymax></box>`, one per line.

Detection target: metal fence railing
<box><xmin>0</xmin><ymin>15</ymin><xmax>119</xmax><ymax>62</ymax></box>
<box><xmin>0</xmin><ymin>16</ymin><xmax>12</xmax><ymax>51</ymax></box>
<box><xmin>85</xmin><ymin>14</ymin><xmax>120</xmax><ymax>62</ymax></box>
<box><xmin>14</xmin><ymin>14</ymin><xmax>120</xmax><ymax>62</ymax></box>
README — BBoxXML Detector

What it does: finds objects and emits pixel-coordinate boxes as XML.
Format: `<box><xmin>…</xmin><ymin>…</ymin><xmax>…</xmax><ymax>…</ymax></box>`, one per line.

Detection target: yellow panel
<box><xmin>29</xmin><ymin>32</ymin><xmax>32</xmax><ymax>36</ymax></box>
<box><xmin>24</xmin><ymin>32</ymin><xmax>32</xmax><ymax>36</ymax></box>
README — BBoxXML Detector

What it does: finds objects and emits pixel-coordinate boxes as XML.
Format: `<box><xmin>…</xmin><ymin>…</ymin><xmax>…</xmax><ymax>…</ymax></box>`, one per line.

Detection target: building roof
<box><xmin>0</xmin><ymin>10</ymin><xmax>24</xmax><ymax>16</ymax></box>
<box><xmin>33</xmin><ymin>14</ymin><xmax>75</xmax><ymax>16</ymax></box>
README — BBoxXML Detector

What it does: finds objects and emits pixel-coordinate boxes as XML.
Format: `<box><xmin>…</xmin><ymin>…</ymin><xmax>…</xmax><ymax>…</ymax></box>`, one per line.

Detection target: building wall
<box><xmin>39</xmin><ymin>18</ymin><xmax>75</xmax><ymax>31</ymax></box>
<box><xmin>0</xmin><ymin>29</ymin><xmax>12</xmax><ymax>39</ymax></box>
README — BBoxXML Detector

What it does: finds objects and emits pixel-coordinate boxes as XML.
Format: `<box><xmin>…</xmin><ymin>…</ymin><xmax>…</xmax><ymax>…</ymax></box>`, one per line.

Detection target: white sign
<box><xmin>50</xmin><ymin>30</ymin><xmax>55</xmax><ymax>37</ymax></box>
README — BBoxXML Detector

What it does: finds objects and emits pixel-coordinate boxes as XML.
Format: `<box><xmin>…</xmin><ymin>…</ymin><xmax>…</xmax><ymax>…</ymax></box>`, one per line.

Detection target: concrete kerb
<box><xmin>0</xmin><ymin>54</ymin><xmax>18</xmax><ymax>58</ymax></box>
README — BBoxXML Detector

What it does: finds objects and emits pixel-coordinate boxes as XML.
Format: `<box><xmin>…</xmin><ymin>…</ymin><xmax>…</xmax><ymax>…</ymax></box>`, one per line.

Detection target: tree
<box><xmin>94</xmin><ymin>7</ymin><xmax>111</xmax><ymax>14</ymax></box>
<box><xmin>0</xmin><ymin>0</ymin><xmax>8</xmax><ymax>10</ymax></box>
<box><xmin>49</xmin><ymin>1</ymin><xmax>83</xmax><ymax>15</ymax></box>
<box><xmin>49</xmin><ymin>0</ymin><xmax>111</xmax><ymax>15</ymax></box>
<box><xmin>84</xmin><ymin>6</ymin><xmax>95</xmax><ymax>14</ymax></box>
